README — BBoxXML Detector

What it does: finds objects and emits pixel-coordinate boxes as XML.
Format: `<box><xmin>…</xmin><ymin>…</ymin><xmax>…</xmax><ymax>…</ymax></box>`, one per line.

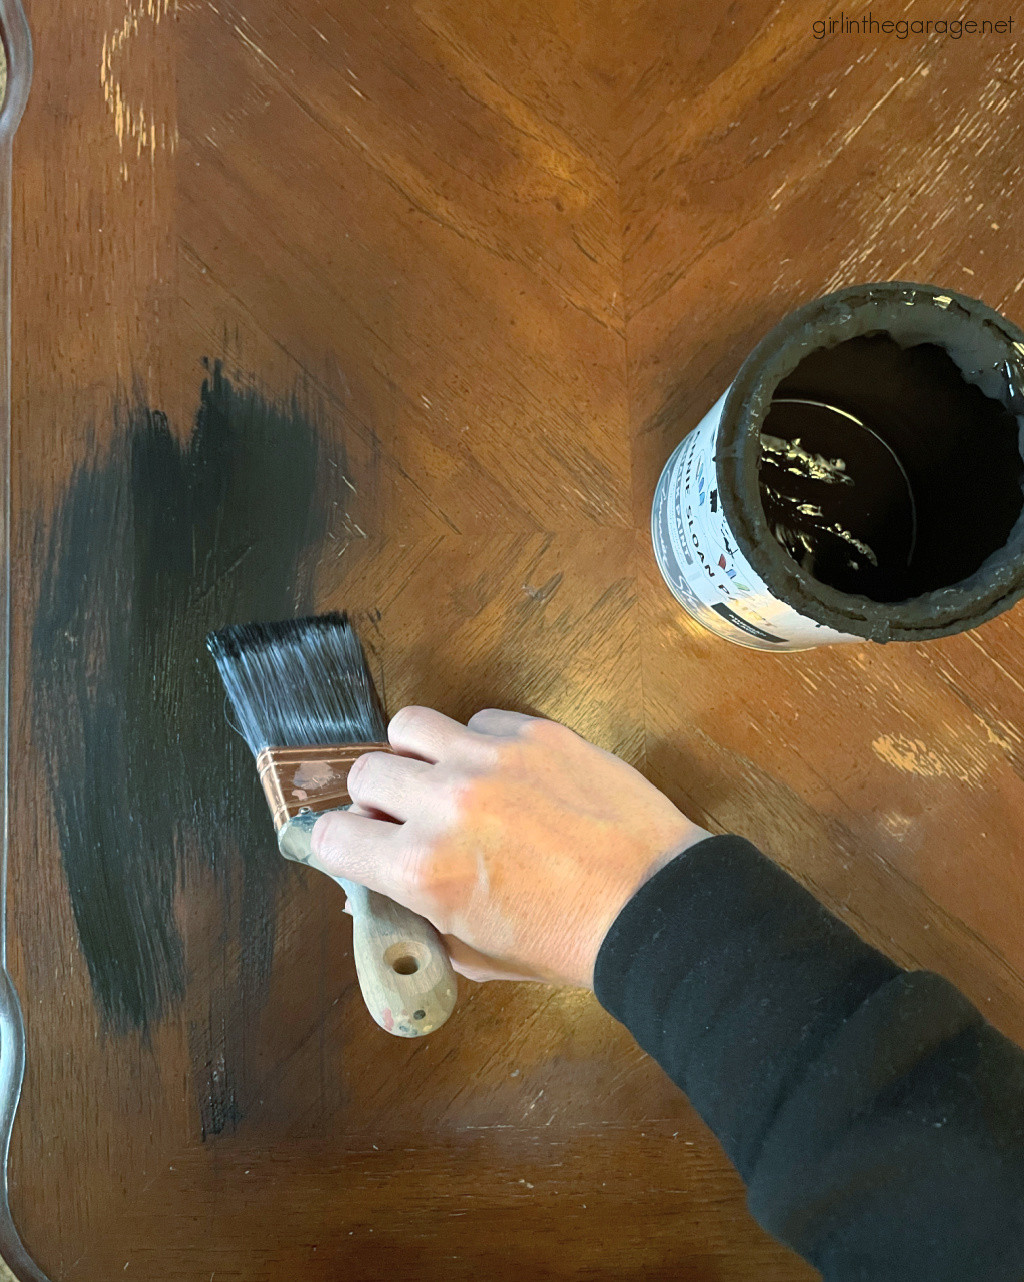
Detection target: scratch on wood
<box><xmin>871</xmin><ymin>732</ymin><xmax>990</xmax><ymax>785</ymax></box>
<box><xmin>233</xmin><ymin>23</ymin><xmax>280</xmax><ymax>71</ymax></box>
<box><xmin>838</xmin><ymin>76</ymin><xmax>906</xmax><ymax>149</ymax></box>
<box><xmin>101</xmin><ymin>0</ymin><xmax>180</xmax><ymax>179</ymax></box>
<box><xmin>822</xmin><ymin>63</ymin><xmax>1024</xmax><ymax>290</ymax></box>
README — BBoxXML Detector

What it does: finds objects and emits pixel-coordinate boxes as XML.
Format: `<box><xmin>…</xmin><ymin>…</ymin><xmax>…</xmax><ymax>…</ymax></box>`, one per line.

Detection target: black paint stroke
<box><xmin>31</xmin><ymin>360</ymin><xmax>336</xmax><ymax>1131</ymax></box>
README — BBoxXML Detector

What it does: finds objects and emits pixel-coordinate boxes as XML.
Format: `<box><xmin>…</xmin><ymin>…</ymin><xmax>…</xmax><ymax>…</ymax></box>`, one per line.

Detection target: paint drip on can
<box><xmin>652</xmin><ymin>281</ymin><xmax>1024</xmax><ymax>650</ymax></box>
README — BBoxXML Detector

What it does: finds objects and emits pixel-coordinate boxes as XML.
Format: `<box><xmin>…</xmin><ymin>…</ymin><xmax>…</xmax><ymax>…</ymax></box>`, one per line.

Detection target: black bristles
<box><xmin>205</xmin><ymin>611</ymin><xmax>388</xmax><ymax>756</ymax></box>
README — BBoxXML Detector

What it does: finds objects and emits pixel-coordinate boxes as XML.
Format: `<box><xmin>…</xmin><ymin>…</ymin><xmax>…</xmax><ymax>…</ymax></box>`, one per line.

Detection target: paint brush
<box><xmin>205</xmin><ymin>611</ymin><xmax>457</xmax><ymax>1037</ymax></box>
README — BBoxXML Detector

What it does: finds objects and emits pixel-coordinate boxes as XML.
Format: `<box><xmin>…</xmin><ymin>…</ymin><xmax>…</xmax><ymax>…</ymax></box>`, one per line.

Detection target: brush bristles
<box><xmin>205</xmin><ymin>611</ymin><xmax>388</xmax><ymax>757</ymax></box>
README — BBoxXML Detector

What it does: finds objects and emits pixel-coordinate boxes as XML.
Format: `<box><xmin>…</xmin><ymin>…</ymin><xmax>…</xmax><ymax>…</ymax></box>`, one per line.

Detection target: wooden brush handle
<box><xmin>276</xmin><ymin>805</ymin><xmax>457</xmax><ymax>1037</ymax></box>
<box><xmin>334</xmin><ymin>877</ymin><xmax>458</xmax><ymax>1037</ymax></box>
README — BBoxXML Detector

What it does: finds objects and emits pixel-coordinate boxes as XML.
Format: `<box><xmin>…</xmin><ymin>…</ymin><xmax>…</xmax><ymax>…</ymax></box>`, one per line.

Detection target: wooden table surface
<box><xmin>7</xmin><ymin>0</ymin><xmax>1024</xmax><ymax>1276</ymax></box>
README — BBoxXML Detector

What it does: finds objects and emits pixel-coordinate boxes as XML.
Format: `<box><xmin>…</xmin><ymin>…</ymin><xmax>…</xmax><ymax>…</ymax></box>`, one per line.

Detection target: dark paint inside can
<box><xmin>714</xmin><ymin>282</ymin><xmax>1024</xmax><ymax>643</ymax></box>
<box><xmin>759</xmin><ymin>334</ymin><xmax>1024</xmax><ymax>603</ymax></box>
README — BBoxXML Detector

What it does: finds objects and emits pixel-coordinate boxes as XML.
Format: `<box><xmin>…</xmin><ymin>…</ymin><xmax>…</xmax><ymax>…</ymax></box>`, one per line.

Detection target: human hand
<box><xmin>310</xmin><ymin>706</ymin><xmax>710</xmax><ymax>989</ymax></box>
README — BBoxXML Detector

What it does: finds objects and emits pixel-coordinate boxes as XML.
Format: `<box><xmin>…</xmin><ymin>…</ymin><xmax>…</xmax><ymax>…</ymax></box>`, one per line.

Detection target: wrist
<box><xmin>582</xmin><ymin>823</ymin><xmax>714</xmax><ymax>989</ymax></box>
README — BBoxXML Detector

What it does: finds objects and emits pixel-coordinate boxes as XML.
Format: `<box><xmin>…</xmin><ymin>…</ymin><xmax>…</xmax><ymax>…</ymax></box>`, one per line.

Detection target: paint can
<box><xmin>651</xmin><ymin>281</ymin><xmax>1024</xmax><ymax>649</ymax></box>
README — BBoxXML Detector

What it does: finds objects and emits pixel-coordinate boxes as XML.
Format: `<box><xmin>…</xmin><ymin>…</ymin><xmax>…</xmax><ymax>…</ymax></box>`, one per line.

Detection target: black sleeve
<box><xmin>593</xmin><ymin>834</ymin><xmax>1024</xmax><ymax>1282</ymax></box>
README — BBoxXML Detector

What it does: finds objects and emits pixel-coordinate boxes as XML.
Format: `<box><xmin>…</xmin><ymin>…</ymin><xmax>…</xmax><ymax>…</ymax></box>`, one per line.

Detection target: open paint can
<box><xmin>652</xmin><ymin>281</ymin><xmax>1024</xmax><ymax>649</ymax></box>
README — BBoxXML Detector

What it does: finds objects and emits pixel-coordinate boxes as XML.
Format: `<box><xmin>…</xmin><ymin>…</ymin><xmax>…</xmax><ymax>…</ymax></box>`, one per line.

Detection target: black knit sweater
<box><xmin>593</xmin><ymin>835</ymin><xmax>1024</xmax><ymax>1280</ymax></box>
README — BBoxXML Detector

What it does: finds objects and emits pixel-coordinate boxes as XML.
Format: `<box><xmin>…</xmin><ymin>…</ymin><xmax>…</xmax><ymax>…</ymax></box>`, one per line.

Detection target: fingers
<box><xmin>466</xmin><ymin>708</ymin><xmax>545</xmax><ymax>738</ymax></box>
<box><xmin>345</xmin><ymin>799</ymin><xmax>400</xmax><ymax>824</ymax></box>
<box><xmin>309</xmin><ymin>808</ymin><xmax>407</xmax><ymax>902</ymax></box>
<box><xmin>347</xmin><ymin>750</ymin><xmax>433</xmax><ymax>824</ymax></box>
<box><xmin>364</xmin><ymin>707</ymin><xmax>545</xmax><ymax>821</ymax></box>
<box><xmin>386</xmin><ymin>705</ymin><xmax>483</xmax><ymax>764</ymax></box>
<box><xmin>387</xmin><ymin>704</ymin><xmax>547</xmax><ymax>762</ymax></box>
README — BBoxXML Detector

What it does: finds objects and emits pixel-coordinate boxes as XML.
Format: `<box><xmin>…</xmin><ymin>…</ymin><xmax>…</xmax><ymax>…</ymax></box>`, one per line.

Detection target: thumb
<box><xmin>443</xmin><ymin>934</ymin><xmax>552</xmax><ymax>984</ymax></box>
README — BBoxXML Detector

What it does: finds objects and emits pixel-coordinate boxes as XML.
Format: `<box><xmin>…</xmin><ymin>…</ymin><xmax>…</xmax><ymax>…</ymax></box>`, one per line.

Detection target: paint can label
<box><xmin>651</xmin><ymin>388</ymin><xmax>862</xmax><ymax>650</ymax></box>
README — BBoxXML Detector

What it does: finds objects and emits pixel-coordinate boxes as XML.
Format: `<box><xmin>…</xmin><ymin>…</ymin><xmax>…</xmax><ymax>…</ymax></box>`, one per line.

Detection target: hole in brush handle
<box><xmin>384</xmin><ymin>941</ymin><xmax>430</xmax><ymax>975</ymax></box>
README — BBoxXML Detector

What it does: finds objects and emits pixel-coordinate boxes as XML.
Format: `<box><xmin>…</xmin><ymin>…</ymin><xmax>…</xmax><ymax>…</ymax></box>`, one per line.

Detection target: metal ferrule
<box><xmin>255</xmin><ymin>742</ymin><xmax>393</xmax><ymax>832</ymax></box>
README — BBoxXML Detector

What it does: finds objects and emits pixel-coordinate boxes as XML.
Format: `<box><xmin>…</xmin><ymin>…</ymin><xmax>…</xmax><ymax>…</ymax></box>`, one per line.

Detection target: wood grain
<box><xmin>6</xmin><ymin>0</ymin><xmax>1024</xmax><ymax>1276</ymax></box>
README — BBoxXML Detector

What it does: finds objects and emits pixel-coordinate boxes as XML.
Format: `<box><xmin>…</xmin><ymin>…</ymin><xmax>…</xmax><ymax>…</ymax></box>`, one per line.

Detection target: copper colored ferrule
<box><xmin>256</xmin><ymin>743</ymin><xmax>394</xmax><ymax>832</ymax></box>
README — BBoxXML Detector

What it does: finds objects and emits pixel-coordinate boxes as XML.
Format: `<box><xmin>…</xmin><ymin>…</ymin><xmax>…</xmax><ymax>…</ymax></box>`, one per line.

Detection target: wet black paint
<box><xmin>760</xmin><ymin>335</ymin><xmax>1024</xmax><ymax>601</ymax></box>
<box><xmin>32</xmin><ymin>360</ymin><xmax>337</xmax><ymax>1132</ymax></box>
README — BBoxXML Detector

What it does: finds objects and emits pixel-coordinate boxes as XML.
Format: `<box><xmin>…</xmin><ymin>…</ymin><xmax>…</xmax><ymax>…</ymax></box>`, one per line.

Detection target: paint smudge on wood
<box><xmin>31</xmin><ymin>359</ymin><xmax>337</xmax><ymax>1132</ymax></box>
